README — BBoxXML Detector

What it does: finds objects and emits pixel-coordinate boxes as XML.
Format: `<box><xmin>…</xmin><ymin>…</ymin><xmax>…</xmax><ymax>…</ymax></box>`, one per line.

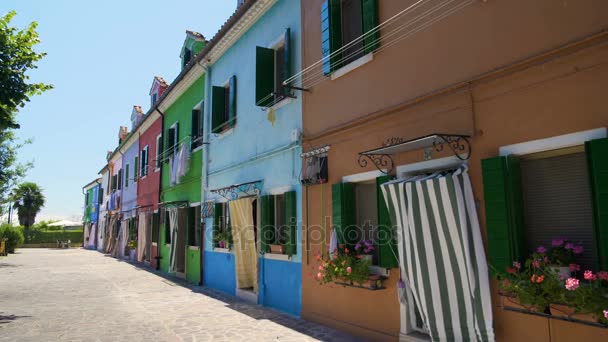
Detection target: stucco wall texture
<box><xmin>299</xmin><ymin>0</ymin><xmax>608</xmax><ymax>340</ymax></box>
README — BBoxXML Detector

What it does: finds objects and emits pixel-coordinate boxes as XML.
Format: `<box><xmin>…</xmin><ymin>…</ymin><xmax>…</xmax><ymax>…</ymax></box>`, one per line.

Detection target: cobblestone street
<box><xmin>0</xmin><ymin>249</ymin><xmax>357</xmax><ymax>342</ymax></box>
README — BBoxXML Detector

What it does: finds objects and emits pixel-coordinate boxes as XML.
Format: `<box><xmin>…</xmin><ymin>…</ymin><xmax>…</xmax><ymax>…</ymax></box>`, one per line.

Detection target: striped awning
<box><xmin>381</xmin><ymin>166</ymin><xmax>494</xmax><ymax>341</ymax></box>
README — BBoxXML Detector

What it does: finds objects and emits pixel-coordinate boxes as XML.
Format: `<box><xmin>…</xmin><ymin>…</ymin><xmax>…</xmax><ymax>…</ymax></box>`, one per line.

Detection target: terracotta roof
<box><xmin>133</xmin><ymin>105</ymin><xmax>144</xmax><ymax>115</ymax></box>
<box><xmin>154</xmin><ymin>76</ymin><xmax>168</xmax><ymax>88</ymax></box>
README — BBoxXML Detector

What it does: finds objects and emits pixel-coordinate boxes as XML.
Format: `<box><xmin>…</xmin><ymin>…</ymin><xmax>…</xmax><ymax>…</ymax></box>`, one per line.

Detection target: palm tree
<box><xmin>13</xmin><ymin>182</ymin><xmax>45</xmax><ymax>242</ymax></box>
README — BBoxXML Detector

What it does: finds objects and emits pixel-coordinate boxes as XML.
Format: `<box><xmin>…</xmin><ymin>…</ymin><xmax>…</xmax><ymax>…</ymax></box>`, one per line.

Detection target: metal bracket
<box><xmin>432</xmin><ymin>135</ymin><xmax>471</xmax><ymax>160</ymax></box>
<box><xmin>210</xmin><ymin>181</ymin><xmax>263</xmax><ymax>201</ymax></box>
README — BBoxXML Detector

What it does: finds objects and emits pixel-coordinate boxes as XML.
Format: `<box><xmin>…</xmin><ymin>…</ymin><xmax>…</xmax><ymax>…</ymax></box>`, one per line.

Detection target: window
<box><xmin>260</xmin><ymin>191</ymin><xmax>297</xmax><ymax>256</ymax></box>
<box><xmin>165</xmin><ymin>210</ymin><xmax>171</xmax><ymax>244</ymax></box>
<box><xmin>183</xmin><ymin>48</ymin><xmax>192</xmax><ymax>69</ymax></box>
<box><xmin>166</xmin><ymin>123</ymin><xmax>179</xmax><ymax>159</ymax></box>
<box><xmin>152</xmin><ymin>212</ymin><xmax>160</xmax><ymax>244</ymax></box>
<box><xmin>140</xmin><ymin>145</ymin><xmax>149</xmax><ymax>177</ymax></box>
<box><xmin>98</xmin><ymin>188</ymin><xmax>103</xmax><ymax>205</ymax></box>
<box><xmin>125</xmin><ymin>164</ymin><xmax>129</xmax><ymax>188</ymax></box>
<box><xmin>117</xmin><ymin>169</ymin><xmax>123</xmax><ymax>190</ymax></box>
<box><xmin>213</xmin><ymin>203</ymin><xmax>232</xmax><ymax>248</ymax></box>
<box><xmin>111</xmin><ymin>174</ymin><xmax>117</xmax><ymax>191</ymax></box>
<box><xmin>255</xmin><ymin>29</ymin><xmax>291</xmax><ymax>107</ymax></box>
<box><xmin>321</xmin><ymin>0</ymin><xmax>379</xmax><ymax>75</ymax></box>
<box><xmin>155</xmin><ymin>134</ymin><xmax>162</xmax><ymax>169</ymax></box>
<box><xmin>331</xmin><ymin>176</ymin><xmax>399</xmax><ymax>268</ymax></box>
<box><xmin>191</xmin><ymin>103</ymin><xmax>204</xmax><ymax>149</ymax></box>
<box><xmin>151</xmin><ymin>93</ymin><xmax>158</xmax><ymax>107</ymax></box>
<box><xmin>85</xmin><ymin>192</ymin><xmax>89</xmax><ymax>206</ymax></box>
<box><xmin>211</xmin><ymin>76</ymin><xmax>236</xmax><ymax>134</ymax></box>
<box><xmin>483</xmin><ymin>136</ymin><xmax>608</xmax><ymax>272</ymax></box>
<box><xmin>187</xmin><ymin>206</ymin><xmax>201</xmax><ymax>246</ymax></box>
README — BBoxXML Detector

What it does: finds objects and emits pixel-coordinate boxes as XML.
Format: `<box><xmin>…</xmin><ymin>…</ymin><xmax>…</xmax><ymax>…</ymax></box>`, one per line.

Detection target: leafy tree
<box><xmin>0</xmin><ymin>10</ymin><xmax>53</xmax><ymax>130</ymax></box>
<box><xmin>0</xmin><ymin>130</ymin><xmax>31</xmax><ymax>219</ymax></box>
<box><xmin>12</xmin><ymin>182</ymin><xmax>45</xmax><ymax>242</ymax></box>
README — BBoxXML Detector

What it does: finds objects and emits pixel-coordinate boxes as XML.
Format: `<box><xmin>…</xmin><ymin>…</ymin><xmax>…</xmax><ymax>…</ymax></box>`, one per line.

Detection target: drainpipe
<box><xmin>198</xmin><ymin>59</ymin><xmax>210</xmax><ymax>286</ymax></box>
<box><xmin>155</xmin><ymin>106</ymin><xmax>165</xmax><ymax>270</ymax></box>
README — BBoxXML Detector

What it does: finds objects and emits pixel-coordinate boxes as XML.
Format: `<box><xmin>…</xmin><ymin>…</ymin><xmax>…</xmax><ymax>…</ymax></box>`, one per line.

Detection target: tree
<box><xmin>12</xmin><ymin>182</ymin><xmax>45</xmax><ymax>242</ymax></box>
<box><xmin>0</xmin><ymin>130</ymin><xmax>31</xmax><ymax>219</ymax></box>
<box><xmin>0</xmin><ymin>10</ymin><xmax>53</xmax><ymax>130</ymax></box>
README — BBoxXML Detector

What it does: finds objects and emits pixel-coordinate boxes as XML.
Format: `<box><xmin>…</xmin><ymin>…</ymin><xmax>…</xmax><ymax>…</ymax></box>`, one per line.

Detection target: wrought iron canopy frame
<box><xmin>159</xmin><ymin>200</ymin><xmax>190</xmax><ymax>209</ymax></box>
<box><xmin>210</xmin><ymin>180</ymin><xmax>263</xmax><ymax>201</ymax></box>
<box><xmin>358</xmin><ymin>134</ymin><xmax>471</xmax><ymax>174</ymax></box>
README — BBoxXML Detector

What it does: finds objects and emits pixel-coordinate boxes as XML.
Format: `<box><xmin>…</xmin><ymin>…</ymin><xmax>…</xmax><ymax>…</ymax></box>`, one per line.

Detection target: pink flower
<box><xmin>346</xmin><ymin>267</ymin><xmax>352</xmax><ymax>274</ymax></box>
<box><xmin>565</xmin><ymin>243</ymin><xmax>574</xmax><ymax>250</ymax></box>
<box><xmin>604</xmin><ymin>310</ymin><xmax>608</xmax><ymax>319</ymax></box>
<box><xmin>552</xmin><ymin>238</ymin><xmax>565</xmax><ymax>247</ymax></box>
<box><xmin>318</xmin><ymin>265</ymin><xmax>323</xmax><ymax>271</ymax></box>
<box><xmin>565</xmin><ymin>278</ymin><xmax>580</xmax><ymax>291</ymax></box>
<box><xmin>536</xmin><ymin>246</ymin><xmax>546</xmax><ymax>253</ymax></box>
<box><xmin>344</xmin><ymin>248</ymin><xmax>349</xmax><ymax>254</ymax></box>
<box><xmin>573</xmin><ymin>245</ymin><xmax>584</xmax><ymax>254</ymax></box>
<box><xmin>316</xmin><ymin>255</ymin><xmax>321</xmax><ymax>261</ymax></box>
<box><xmin>584</xmin><ymin>270</ymin><xmax>597</xmax><ymax>281</ymax></box>
<box><xmin>598</xmin><ymin>271</ymin><xmax>608</xmax><ymax>281</ymax></box>
<box><xmin>513</xmin><ymin>261</ymin><xmax>521</xmax><ymax>269</ymax></box>
<box><xmin>532</xmin><ymin>260</ymin><xmax>540</xmax><ymax>268</ymax></box>
<box><xmin>502</xmin><ymin>279</ymin><xmax>510</xmax><ymax>287</ymax></box>
<box><xmin>531</xmin><ymin>274</ymin><xmax>545</xmax><ymax>283</ymax></box>
<box><xmin>316</xmin><ymin>272</ymin><xmax>323</xmax><ymax>279</ymax></box>
<box><xmin>569</xmin><ymin>263</ymin><xmax>580</xmax><ymax>272</ymax></box>
<box><xmin>506</xmin><ymin>267</ymin><xmax>516</xmax><ymax>274</ymax></box>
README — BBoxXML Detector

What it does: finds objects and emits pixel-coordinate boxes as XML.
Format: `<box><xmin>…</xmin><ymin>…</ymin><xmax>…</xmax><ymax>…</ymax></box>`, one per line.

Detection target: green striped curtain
<box><xmin>380</xmin><ymin>167</ymin><xmax>494</xmax><ymax>342</ymax></box>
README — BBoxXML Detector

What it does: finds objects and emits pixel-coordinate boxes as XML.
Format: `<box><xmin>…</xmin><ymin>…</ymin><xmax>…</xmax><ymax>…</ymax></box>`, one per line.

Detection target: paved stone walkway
<box><xmin>0</xmin><ymin>248</ymin><xmax>358</xmax><ymax>342</ymax></box>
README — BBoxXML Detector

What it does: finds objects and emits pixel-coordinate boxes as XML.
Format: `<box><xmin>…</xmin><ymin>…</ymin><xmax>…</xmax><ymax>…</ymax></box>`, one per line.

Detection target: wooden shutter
<box><xmin>174</xmin><ymin>123</ymin><xmax>179</xmax><ymax>149</ymax></box>
<box><xmin>284</xmin><ymin>28</ymin><xmax>291</xmax><ymax>85</ymax></box>
<box><xmin>213</xmin><ymin>203</ymin><xmax>222</xmax><ymax>247</ymax></box>
<box><xmin>332</xmin><ymin>182</ymin><xmax>356</xmax><ymax>249</ymax></box>
<box><xmin>134</xmin><ymin>156</ymin><xmax>139</xmax><ymax>180</ymax></box>
<box><xmin>228</xmin><ymin>76</ymin><xmax>237</xmax><ymax>125</ymax></box>
<box><xmin>481</xmin><ymin>156</ymin><xmax>524</xmax><ymax>275</ymax></box>
<box><xmin>191</xmin><ymin>109</ymin><xmax>199</xmax><ymax>140</ymax></box>
<box><xmin>260</xmin><ymin>195</ymin><xmax>275</xmax><ymax>254</ymax></box>
<box><xmin>284</xmin><ymin>191</ymin><xmax>297</xmax><ymax>256</ymax></box>
<box><xmin>586</xmin><ymin>138</ymin><xmax>608</xmax><ymax>269</ymax></box>
<box><xmin>361</xmin><ymin>0</ymin><xmax>379</xmax><ymax>54</ymax></box>
<box><xmin>212</xmin><ymin>86</ymin><xmax>226</xmax><ymax>133</ymax></box>
<box><xmin>256</xmin><ymin>47</ymin><xmax>275</xmax><ymax>107</ymax></box>
<box><xmin>377</xmin><ymin>175</ymin><xmax>398</xmax><ymax>268</ymax></box>
<box><xmin>125</xmin><ymin>165</ymin><xmax>129</xmax><ymax>188</ymax></box>
<box><xmin>198</xmin><ymin>103</ymin><xmax>204</xmax><ymax>137</ymax></box>
<box><xmin>144</xmin><ymin>147</ymin><xmax>149</xmax><ymax>175</ymax></box>
<box><xmin>167</xmin><ymin>127</ymin><xmax>175</xmax><ymax>158</ymax></box>
<box><xmin>321</xmin><ymin>0</ymin><xmax>342</xmax><ymax>75</ymax></box>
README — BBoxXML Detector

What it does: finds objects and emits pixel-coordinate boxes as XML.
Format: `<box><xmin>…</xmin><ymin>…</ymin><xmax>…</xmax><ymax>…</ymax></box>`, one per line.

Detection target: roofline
<box><xmin>82</xmin><ymin>178</ymin><xmax>102</xmax><ymax>190</ymax></box>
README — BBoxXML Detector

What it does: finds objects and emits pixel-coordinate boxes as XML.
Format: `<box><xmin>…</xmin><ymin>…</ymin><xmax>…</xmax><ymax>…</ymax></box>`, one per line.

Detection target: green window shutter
<box><xmin>211</xmin><ymin>86</ymin><xmax>226</xmax><ymax>133</ymax></box>
<box><xmin>228</xmin><ymin>76</ymin><xmax>237</xmax><ymax>124</ymax></box>
<box><xmin>174</xmin><ymin>123</ymin><xmax>180</xmax><ymax>148</ymax></box>
<box><xmin>361</xmin><ymin>0</ymin><xmax>379</xmax><ymax>54</ymax></box>
<box><xmin>332</xmin><ymin>182</ymin><xmax>356</xmax><ymax>249</ymax></box>
<box><xmin>134</xmin><ymin>156</ymin><xmax>139</xmax><ymax>180</ymax></box>
<box><xmin>321</xmin><ymin>0</ymin><xmax>343</xmax><ymax>75</ymax></box>
<box><xmin>167</xmin><ymin>127</ymin><xmax>175</xmax><ymax>156</ymax></box>
<box><xmin>256</xmin><ymin>47</ymin><xmax>275</xmax><ymax>107</ymax></box>
<box><xmin>260</xmin><ymin>195</ymin><xmax>275</xmax><ymax>254</ymax></box>
<box><xmin>586</xmin><ymin>138</ymin><xmax>608</xmax><ymax>269</ymax></box>
<box><xmin>125</xmin><ymin>165</ymin><xmax>129</xmax><ymax>188</ymax></box>
<box><xmin>198</xmin><ymin>104</ymin><xmax>204</xmax><ymax>137</ymax></box>
<box><xmin>481</xmin><ymin>156</ymin><xmax>524</xmax><ymax>275</ymax></box>
<box><xmin>213</xmin><ymin>203</ymin><xmax>222</xmax><ymax>246</ymax></box>
<box><xmin>284</xmin><ymin>191</ymin><xmax>297</xmax><ymax>256</ymax></box>
<box><xmin>377</xmin><ymin>175</ymin><xmax>398</xmax><ymax>268</ymax></box>
<box><xmin>157</xmin><ymin>136</ymin><xmax>164</xmax><ymax>167</ymax></box>
<box><xmin>283</xmin><ymin>28</ymin><xmax>291</xmax><ymax>85</ymax></box>
<box><xmin>191</xmin><ymin>109</ymin><xmax>199</xmax><ymax>139</ymax></box>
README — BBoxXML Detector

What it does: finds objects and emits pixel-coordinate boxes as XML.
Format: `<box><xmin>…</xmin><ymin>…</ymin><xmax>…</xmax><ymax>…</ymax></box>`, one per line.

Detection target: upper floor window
<box><xmin>182</xmin><ymin>48</ymin><xmax>192</xmax><ymax>69</ymax></box>
<box><xmin>140</xmin><ymin>145</ymin><xmax>149</xmax><ymax>177</ymax></box>
<box><xmin>155</xmin><ymin>134</ymin><xmax>162</xmax><ymax>169</ymax></box>
<box><xmin>191</xmin><ymin>102</ymin><xmax>204</xmax><ymax>149</ymax></box>
<box><xmin>166</xmin><ymin>122</ymin><xmax>179</xmax><ymax>159</ymax></box>
<box><xmin>211</xmin><ymin>76</ymin><xmax>236</xmax><ymax>134</ymax></box>
<box><xmin>256</xmin><ymin>29</ymin><xmax>291</xmax><ymax>107</ymax></box>
<box><xmin>125</xmin><ymin>164</ymin><xmax>129</xmax><ymax>188</ymax></box>
<box><xmin>322</xmin><ymin>0</ymin><xmax>379</xmax><ymax>75</ymax></box>
<box><xmin>151</xmin><ymin>93</ymin><xmax>158</xmax><ymax>107</ymax></box>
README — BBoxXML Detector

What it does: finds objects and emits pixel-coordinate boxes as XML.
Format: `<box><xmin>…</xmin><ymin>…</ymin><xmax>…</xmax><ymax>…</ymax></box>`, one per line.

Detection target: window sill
<box><xmin>266</xmin><ymin>96</ymin><xmax>293</xmax><ymax>111</ymax></box>
<box><xmin>188</xmin><ymin>246</ymin><xmax>200</xmax><ymax>251</ymax></box>
<box><xmin>264</xmin><ymin>253</ymin><xmax>291</xmax><ymax>261</ymax></box>
<box><xmin>330</xmin><ymin>52</ymin><xmax>374</xmax><ymax>81</ymax></box>
<box><xmin>154</xmin><ymin>168</ymin><xmax>160</xmax><ymax>173</ymax></box>
<box><xmin>213</xmin><ymin>247</ymin><xmax>231</xmax><ymax>254</ymax></box>
<box><xmin>214</xmin><ymin>127</ymin><xmax>234</xmax><ymax>140</ymax></box>
<box><xmin>191</xmin><ymin>145</ymin><xmax>204</xmax><ymax>153</ymax></box>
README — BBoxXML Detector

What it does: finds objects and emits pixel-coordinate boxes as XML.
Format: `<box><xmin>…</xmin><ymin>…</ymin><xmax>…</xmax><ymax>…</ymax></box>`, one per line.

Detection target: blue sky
<box><xmin>1</xmin><ymin>0</ymin><xmax>236</xmax><ymax>221</ymax></box>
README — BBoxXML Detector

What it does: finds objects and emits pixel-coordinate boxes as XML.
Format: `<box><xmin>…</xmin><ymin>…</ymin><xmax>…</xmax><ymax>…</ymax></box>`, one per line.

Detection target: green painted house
<box><xmin>157</xmin><ymin>31</ymin><xmax>206</xmax><ymax>284</ymax></box>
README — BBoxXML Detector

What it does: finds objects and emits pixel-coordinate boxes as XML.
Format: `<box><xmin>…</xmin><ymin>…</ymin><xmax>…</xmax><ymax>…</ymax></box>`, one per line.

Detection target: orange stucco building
<box><xmin>297</xmin><ymin>0</ymin><xmax>608</xmax><ymax>340</ymax></box>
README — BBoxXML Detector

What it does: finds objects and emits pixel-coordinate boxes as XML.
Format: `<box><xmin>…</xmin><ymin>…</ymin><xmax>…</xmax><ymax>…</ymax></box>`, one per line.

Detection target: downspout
<box><xmin>155</xmin><ymin>106</ymin><xmax>165</xmax><ymax>270</ymax></box>
<box><xmin>199</xmin><ymin>59</ymin><xmax>210</xmax><ymax>286</ymax></box>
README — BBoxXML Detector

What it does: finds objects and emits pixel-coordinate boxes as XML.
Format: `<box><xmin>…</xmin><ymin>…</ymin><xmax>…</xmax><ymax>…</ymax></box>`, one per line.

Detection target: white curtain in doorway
<box><xmin>88</xmin><ymin>223</ymin><xmax>97</xmax><ymax>249</ymax></box>
<box><xmin>118</xmin><ymin>220</ymin><xmax>128</xmax><ymax>258</ymax></box>
<box><xmin>137</xmin><ymin>213</ymin><xmax>147</xmax><ymax>262</ymax></box>
<box><xmin>97</xmin><ymin>216</ymin><xmax>105</xmax><ymax>252</ymax></box>
<box><xmin>168</xmin><ymin>207</ymin><xmax>179</xmax><ymax>273</ymax></box>
<box><xmin>229</xmin><ymin>198</ymin><xmax>258</xmax><ymax>292</ymax></box>
<box><xmin>380</xmin><ymin>166</ymin><xmax>494</xmax><ymax>342</ymax></box>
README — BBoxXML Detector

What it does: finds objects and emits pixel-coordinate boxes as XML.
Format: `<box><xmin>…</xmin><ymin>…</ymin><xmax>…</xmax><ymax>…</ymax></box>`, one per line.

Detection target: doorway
<box><xmin>229</xmin><ymin>197</ymin><xmax>259</xmax><ymax>304</ymax></box>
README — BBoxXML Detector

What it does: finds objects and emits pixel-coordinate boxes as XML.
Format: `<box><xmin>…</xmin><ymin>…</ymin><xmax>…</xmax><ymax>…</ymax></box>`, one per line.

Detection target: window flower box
<box><xmin>269</xmin><ymin>244</ymin><xmax>285</xmax><ymax>254</ymax></box>
<box><xmin>549</xmin><ymin>304</ymin><xmax>598</xmax><ymax>323</ymax></box>
<box><xmin>335</xmin><ymin>275</ymin><xmax>387</xmax><ymax>291</ymax></box>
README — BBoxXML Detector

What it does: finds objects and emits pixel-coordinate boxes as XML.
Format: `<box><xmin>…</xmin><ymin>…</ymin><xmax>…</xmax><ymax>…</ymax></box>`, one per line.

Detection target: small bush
<box><xmin>0</xmin><ymin>224</ymin><xmax>25</xmax><ymax>253</ymax></box>
<box><xmin>27</xmin><ymin>230</ymin><xmax>83</xmax><ymax>244</ymax></box>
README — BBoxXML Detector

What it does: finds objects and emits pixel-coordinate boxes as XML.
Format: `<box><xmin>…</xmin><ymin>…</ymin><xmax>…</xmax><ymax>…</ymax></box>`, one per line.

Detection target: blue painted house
<box><xmin>200</xmin><ymin>0</ymin><xmax>303</xmax><ymax>316</ymax></box>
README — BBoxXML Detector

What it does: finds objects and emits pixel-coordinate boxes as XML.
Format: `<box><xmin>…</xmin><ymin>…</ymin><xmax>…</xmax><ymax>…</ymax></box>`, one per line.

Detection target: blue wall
<box><xmin>204</xmin><ymin>251</ymin><xmax>236</xmax><ymax>296</ymax></box>
<box><xmin>202</xmin><ymin>0</ymin><xmax>302</xmax><ymax>316</ymax></box>
<box><xmin>121</xmin><ymin>139</ymin><xmax>139</xmax><ymax>218</ymax></box>
<box><xmin>90</xmin><ymin>184</ymin><xmax>100</xmax><ymax>223</ymax></box>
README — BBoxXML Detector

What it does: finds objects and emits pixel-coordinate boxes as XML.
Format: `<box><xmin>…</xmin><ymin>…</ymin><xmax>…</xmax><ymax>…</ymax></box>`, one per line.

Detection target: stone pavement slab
<box><xmin>0</xmin><ymin>248</ymin><xmax>359</xmax><ymax>342</ymax></box>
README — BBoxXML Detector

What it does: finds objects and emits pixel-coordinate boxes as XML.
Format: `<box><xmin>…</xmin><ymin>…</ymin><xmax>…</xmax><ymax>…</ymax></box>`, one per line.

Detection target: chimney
<box><xmin>118</xmin><ymin>126</ymin><xmax>129</xmax><ymax>144</ymax></box>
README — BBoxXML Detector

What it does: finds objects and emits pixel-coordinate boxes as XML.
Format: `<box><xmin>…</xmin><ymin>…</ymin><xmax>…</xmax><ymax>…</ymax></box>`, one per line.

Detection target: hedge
<box><xmin>0</xmin><ymin>224</ymin><xmax>25</xmax><ymax>253</ymax></box>
<box><xmin>27</xmin><ymin>230</ymin><xmax>83</xmax><ymax>244</ymax></box>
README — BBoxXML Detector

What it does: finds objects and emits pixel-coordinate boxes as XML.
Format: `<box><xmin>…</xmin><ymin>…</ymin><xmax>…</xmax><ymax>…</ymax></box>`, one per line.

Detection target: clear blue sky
<box><xmin>1</xmin><ymin>0</ymin><xmax>236</xmax><ymax>222</ymax></box>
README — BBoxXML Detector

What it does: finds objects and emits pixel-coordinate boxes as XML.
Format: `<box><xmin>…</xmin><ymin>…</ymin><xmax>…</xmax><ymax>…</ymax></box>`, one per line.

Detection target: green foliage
<box><xmin>26</xmin><ymin>230</ymin><xmax>83</xmax><ymax>244</ymax></box>
<box><xmin>0</xmin><ymin>10</ymin><xmax>53</xmax><ymax>130</ymax></box>
<box><xmin>0</xmin><ymin>223</ymin><xmax>24</xmax><ymax>253</ymax></box>
<box><xmin>0</xmin><ymin>130</ymin><xmax>32</xmax><ymax>210</ymax></box>
<box><xmin>316</xmin><ymin>245</ymin><xmax>371</xmax><ymax>286</ymax></box>
<box><xmin>12</xmin><ymin>182</ymin><xmax>45</xmax><ymax>241</ymax></box>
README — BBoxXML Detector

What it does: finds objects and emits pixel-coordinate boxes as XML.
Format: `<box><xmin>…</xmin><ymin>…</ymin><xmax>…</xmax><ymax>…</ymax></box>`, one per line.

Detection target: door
<box><xmin>229</xmin><ymin>197</ymin><xmax>258</xmax><ymax>302</ymax></box>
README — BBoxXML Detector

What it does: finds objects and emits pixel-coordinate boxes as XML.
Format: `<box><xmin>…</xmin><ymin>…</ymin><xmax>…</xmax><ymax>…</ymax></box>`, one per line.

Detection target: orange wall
<box><xmin>300</xmin><ymin>0</ymin><xmax>608</xmax><ymax>340</ymax></box>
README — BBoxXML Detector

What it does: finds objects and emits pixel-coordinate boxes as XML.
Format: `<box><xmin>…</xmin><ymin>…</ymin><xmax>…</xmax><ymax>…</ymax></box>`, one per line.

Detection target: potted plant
<box><xmin>269</xmin><ymin>244</ymin><xmax>285</xmax><ymax>254</ymax></box>
<box><xmin>316</xmin><ymin>244</ymin><xmax>372</xmax><ymax>287</ymax></box>
<box><xmin>548</xmin><ymin>238</ymin><xmax>584</xmax><ymax>278</ymax></box>
<box><xmin>552</xmin><ymin>269</ymin><xmax>608</xmax><ymax>323</ymax></box>
<box><xmin>354</xmin><ymin>240</ymin><xmax>375</xmax><ymax>263</ymax></box>
<box><xmin>214</xmin><ymin>231</ymin><xmax>232</xmax><ymax>250</ymax></box>
<box><xmin>128</xmin><ymin>240</ymin><xmax>137</xmax><ymax>260</ymax></box>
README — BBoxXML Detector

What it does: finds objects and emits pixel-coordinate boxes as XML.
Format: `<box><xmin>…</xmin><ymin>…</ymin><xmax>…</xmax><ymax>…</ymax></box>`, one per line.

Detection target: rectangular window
<box><xmin>152</xmin><ymin>212</ymin><xmax>160</xmax><ymax>244</ymax></box>
<box><xmin>140</xmin><ymin>146</ymin><xmax>149</xmax><ymax>177</ymax></box>
<box><xmin>111</xmin><ymin>174</ymin><xmax>117</xmax><ymax>191</ymax></box>
<box><xmin>191</xmin><ymin>105</ymin><xmax>204</xmax><ymax>150</ymax></box>
<box><xmin>151</xmin><ymin>93</ymin><xmax>157</xmax><ymax>107</ymax></box>
<box><xmin>155</xmin><ymin>134</ymin><xmax>162</xmax><ymax>168</ymax></box>
<box><xmin>260</xmin><ymin>192</ymin><xmax>297</xmax><ymax>255</ymax></box>
<box><xmin>214</xmin><ymin>203</ymin><xmax>232</xmax><ymax>248</ymax></box>
<box><xmin>255</xmin><ymin>29</ymin><xmax>291</xmax><ymax>107</ymax></box>
<box><xmin>211</xmin><ymin>76</ymin><xmax>236</xmax><ymax>134</ymax></box>
<box><xmin>166</xmin><ymin>123</ymin><xmax>179</xmax><ymax>159</ymax></box>
<box><xmin>125</xmin><ymin>164</ymin><xmax>129</xmax><ymax>188</ymax></box>
<box><xmin>134</xmin><ymin>156</ymin><xmax>139</xmax><ymax>182</ymax></box>
<box><xmin>165</xmin><ymin>210</ymin><xmax>171</xmax><ymax>244</ymax></box>
<box><xmin>341</xmin><ymin>0</ymin><xmax>364</xmax><ymax>65</ymax></box>
<box><xmin>187</xmin><ymin>206</ymin><xmax>201</xmax><ymax>246</ymax></box>
<box><xmin>117</xmin><ymin>169</ymin><xmax>123</xmax><ymax>190</ymax></box>
<box><xmin>354</xmin><ymin>181</ymin><xmax>379</xmax><ymax>263</ymax></box>
<box><xmin>274</xmin><ymin>194</ymin><xmax>286</xmax><ymax>245</ymax></box>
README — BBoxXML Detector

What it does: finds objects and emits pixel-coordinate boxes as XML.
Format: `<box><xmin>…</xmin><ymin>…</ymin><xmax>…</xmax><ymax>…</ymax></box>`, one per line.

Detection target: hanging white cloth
<box><xmin>176</xmin><ymin>143</ymin><xmax>190</xmax><ymax>183</ymax></box>
<box><xmin>137</xmin><ymin>213</ymin><xmax>147</xmax><ymax>262</ymax></box>
<box><xmin>328</xmin><ymin>228</ymin><xmax>338</xmax><ymax>260</ymax></box>
<box><xmin>118</xmin><ymin>220</ymin><xmax>128</xmax><ymax>258</ymax></box>
<box><xmin>168</xmin><ymin>208</ymin><xmax>179</xmax><ymax>273</ymax></box>
<box><xmin>88</xmin><ymin>223</ymin><xmax>97</xmax><ymax>249</ymax></box>
<box><xmin>170</xmin><ymin>153</ymin><xmax>178</xmax><ymax>186</ymax></box>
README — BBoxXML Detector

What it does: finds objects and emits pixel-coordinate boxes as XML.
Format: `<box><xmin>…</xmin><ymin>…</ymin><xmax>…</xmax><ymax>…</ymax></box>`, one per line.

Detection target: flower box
<box><xmin>550</xmin><ymin>304</ymin><xmax>598</xmax><ymax>323</ymax></box>
<box><xmin>335</xmin><ymin>275</ymin><xmax>387</xmax><ymax>291</ymax></box>
<box><xmin>500</xmin><ymin>294</ymin><xmax>539</xmax><ymax>312</ymax></box>
<box><xmin>269</xmin><ymin>244</ymin><xmax>285</xmax><ymax>254</ymax></box>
